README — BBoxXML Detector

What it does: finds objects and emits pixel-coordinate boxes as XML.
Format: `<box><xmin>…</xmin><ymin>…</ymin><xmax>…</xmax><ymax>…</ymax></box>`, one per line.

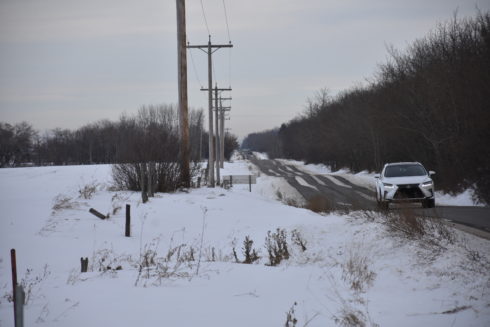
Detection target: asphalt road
<box><xmin>249</xmin><ymin>155</ymin><xmax>490</xmax><ymax>233</ymax></box>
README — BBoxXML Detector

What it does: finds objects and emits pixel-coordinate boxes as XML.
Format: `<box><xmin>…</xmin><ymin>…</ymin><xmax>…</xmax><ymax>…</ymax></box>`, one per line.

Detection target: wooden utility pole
<box><xmin>176</xmin><ymin>0</ymin><xmax>190</xmax><ymax>188</ymax></box>
<box><xmin>188</xmin><ymin>39</ymin><xmax>232</xmax><ymax>187</ymax></box>
<box><xmin>214</xmin><ymin>85</ymin><xmax>220</xmax><ymax>184</ymax></box>
<box><xmin>219</xmin><ymin>97</ymin><xmax>232</xmax><ymax>168</ymax></box>
<box><xmin>200</xmin><ymin>87</ymin><xmax>231</xmax><ymax>173</ymax></box>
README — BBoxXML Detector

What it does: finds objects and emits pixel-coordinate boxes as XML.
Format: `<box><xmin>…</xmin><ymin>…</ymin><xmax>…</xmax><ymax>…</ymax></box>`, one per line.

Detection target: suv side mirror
<box><xmin>429</xmin><ymin>171</ymin><xmax>436</xmax><ymax>176</ymax></box>
<box><xmin>374</xmin><ymin>174</ymin><xmax>380</xmax><ymax>179</ymax></box>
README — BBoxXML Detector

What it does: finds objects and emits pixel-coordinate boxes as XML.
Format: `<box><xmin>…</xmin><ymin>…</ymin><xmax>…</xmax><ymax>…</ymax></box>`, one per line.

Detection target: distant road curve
<box><xmin>247</xmin><ymin>154</ymin><xmax>490</xmax><ymax>233</ymax></box>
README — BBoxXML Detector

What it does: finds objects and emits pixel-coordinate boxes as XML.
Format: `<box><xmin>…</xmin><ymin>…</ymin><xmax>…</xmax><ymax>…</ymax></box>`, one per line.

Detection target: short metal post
<box><xmin>125</xmin><ymin>204</ymin><xmax>131</xmax><ymax>237</ymax></box>
<box><xmin>15</xmin><ymin>285</ymin><xmax>24</xmax><ymax>327</ymax></box>
<box><xmin>249</xmin><ymin>175</ymin><xmax>252</xmax><ymax>192</ymax></box>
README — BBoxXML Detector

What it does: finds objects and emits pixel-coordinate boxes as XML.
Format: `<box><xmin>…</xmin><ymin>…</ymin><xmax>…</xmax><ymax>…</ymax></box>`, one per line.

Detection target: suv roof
<box><xmin>384</xmin><ymin>162</ymin><xmax>422</xmax><ymax>167</ymax></box>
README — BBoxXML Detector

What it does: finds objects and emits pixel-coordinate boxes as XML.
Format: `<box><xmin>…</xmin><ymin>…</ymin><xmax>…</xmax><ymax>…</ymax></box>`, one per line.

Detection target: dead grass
<box><xmin>335</xmin><ymin>307</ymin><xmax>367</xmax><ymax>327</ymax></box>
<box><xmin>342</xmin><ymin>248</ymin><xmax>376</xmax><ymax>293</ymax></box>
<box><xmin>378</xmin><ymin>207</ymin><xmax>456</xmax><ymax>258</ymax></box>
<box><xmin>51</xmin><ymin>194</ymin><xmax>79</xmax><ymax>213</ymax></box>
<box><xmin>305</xmin><ymin>195</ymin><xmax>335</xmax><ymax>213</ymax></box>
<box><xmin>78</xmin><ymin>182</ymin><xmax>98</xmax><ymax>199</ymax></box>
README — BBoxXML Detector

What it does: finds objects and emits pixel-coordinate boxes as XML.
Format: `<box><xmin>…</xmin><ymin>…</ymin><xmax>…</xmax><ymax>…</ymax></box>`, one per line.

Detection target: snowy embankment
<box><xmin>0</xmin><ymin>156</ymin><xmax>489</xmax><ymax>326</ymax></box>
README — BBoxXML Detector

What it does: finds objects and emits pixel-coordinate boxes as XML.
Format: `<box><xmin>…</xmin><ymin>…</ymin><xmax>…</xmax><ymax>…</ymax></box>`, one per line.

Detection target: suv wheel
<box><xmin>376</xmin><ymin>188</ymin><xmax>381</xmax><ymax>204</ymax></box>
<box><xmin>378</xmin><ymin>201</ymin><xmax>389</xmax><ymax>210</ymax></box>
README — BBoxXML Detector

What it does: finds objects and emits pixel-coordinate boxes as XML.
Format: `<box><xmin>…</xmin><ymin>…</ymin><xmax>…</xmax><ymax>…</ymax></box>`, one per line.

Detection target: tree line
<box><xmin>0</xmin><ymin>104</ymin><xmax>239</xmax><ymax>168</ymax></box>
<box><xmin>242</xmin><ymin>12</ymin><xmax>490</xmax><ymax>203</ymax></box>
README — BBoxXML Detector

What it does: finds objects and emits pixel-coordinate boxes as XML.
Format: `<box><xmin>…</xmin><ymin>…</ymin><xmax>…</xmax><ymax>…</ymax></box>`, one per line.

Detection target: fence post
<box><xmin>15</xmin><ymin>285</ymin><xmax>24</xmax><ymax>327</ymax></box>
<box><xmin>140</xmin><ymin>164</ymin><xmax>148</xmax><ymax>203</ymax></box>
<box><xmin>10</xmin><ymin>249</ymin><xmax>18</xmax><ymax>327</ymax></box>
<box><xmin>249</xmin><ymin>175</ymin><xmax>252</xmax><ymax>192</ymax></box>
<box><xmin>125</xmin><ymin>204</ymin><xmax>131</xmax><ymax>237</ymax></box>
<box><xmin>81</xmin><ymin>257</ymin><xmax>88</xmax><ymax>273</ymax></box>
<box><xmin>230</xmin><ymin>175</ymin><xmax>233</xmax><ymax>187</ymax></box>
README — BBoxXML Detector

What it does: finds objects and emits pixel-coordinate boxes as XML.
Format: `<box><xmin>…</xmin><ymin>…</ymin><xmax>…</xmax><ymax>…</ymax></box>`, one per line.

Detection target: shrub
<box><xmin>284</xmin><ymin>302</ymin><xmax>298</xmax><ymax>327</ymax></box>
<box><xmin>291</xmin><ymin>229</ymin><xmax>307</xmax><ymax>252</ymax></box>
<box><xmin>78</xmin><ymin>182</ymin><xmax>98</xmax><ymax>199</ymax></box>
<box><xmin>242</xmin><ymin>236</ymin><xmax>260</xmax><ymax>264</ymax></box>
<box><xmin>265</xmin><ymin>228</ymin><xmax>290</xmax><ymax>266</ymax></box>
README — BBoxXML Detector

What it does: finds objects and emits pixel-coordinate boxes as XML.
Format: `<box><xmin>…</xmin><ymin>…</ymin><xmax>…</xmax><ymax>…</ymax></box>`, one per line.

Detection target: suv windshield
<box><xmin>384</xmin><ymin>164</ymin><xmax>427</xmax><ymax>177</ymax></box>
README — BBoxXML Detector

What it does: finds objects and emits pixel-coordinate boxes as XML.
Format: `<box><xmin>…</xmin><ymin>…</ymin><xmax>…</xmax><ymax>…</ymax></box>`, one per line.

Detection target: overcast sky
<box><xmin>1</xmin><ymin>0</ymin><xmax>489</xmax><ymax>139</ymax></box>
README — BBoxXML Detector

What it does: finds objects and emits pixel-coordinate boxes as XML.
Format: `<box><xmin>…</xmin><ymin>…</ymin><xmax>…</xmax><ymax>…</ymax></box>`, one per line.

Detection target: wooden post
<box><xmin>125</xmin><ymin>204</ymin><xmax>131</xmax><ymax>237</ymax></box>
<box><xmin>197</xmin><ymin>177</ymin><xmax>201</xmax><ymax>188</ymax></box>
<box><xmin>249</xmin><ymin>175</ymin><xmax>252</xmax><ymax>192</ymax></box>
<box><xmin>214</xmin><ymin>85</ymin><xmax>220</xmax><ymax>185</ymax></box>
<box><xmin>148</xmin><ymin>162</ymin><xmax>154</xmax><ymax>197</ymax></box>
<box><xmin>10</xmin><ymin>249</ymin><xmax>18</xmax><ymax>327</ymax></box>
<box><xmin>176</xmin><ymin>0</ymin><xmax>191</xmax><ymax>188</ymax></box>
<box><xmin>230</xmin><ymin>175</ymin><xmax>233</xmax><ymax>187</ymax></box>
<box><xmin>219</xmin><ymin>98</ymin><xmax>226</xmax><ymax>168</ymax></box>
<box><xmin>140</xmin><ymin>164</ymin><xmax>148</xmax><ymax>203</ymax></box>
<box><xmin>89</xmin><ymin>208</ymin><xmax>107</xmax><ymax>220</ymax></box>
<box><xmin>207</xmin><ymin>37</ymin><xmax>215</xmax><ymax>187</ymax></box>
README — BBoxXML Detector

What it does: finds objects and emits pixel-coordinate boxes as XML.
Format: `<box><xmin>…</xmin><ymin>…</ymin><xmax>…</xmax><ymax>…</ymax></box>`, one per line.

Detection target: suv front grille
<box><xmin>394</xmin><ymin>184</ymin><xmax>424</xmax><ymax>199</ymax></box>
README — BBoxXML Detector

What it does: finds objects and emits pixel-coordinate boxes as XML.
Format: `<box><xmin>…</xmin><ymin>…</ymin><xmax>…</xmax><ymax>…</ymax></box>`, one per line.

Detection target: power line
<box><xmin>188</xmin><ymin>46</ymin><xmax>203</xmax><ymax>88</ymax></box>
<box><xmin>212</xmin><ymin>61</ymin><xmax>218</xmax><ymax>86</ymax></box>
<box><xmin>221</xmin><ymin>0</ymin><xmax>232</xmax><ymax>87</ymax></box>
<box><xmin>222</xmin><ymin>0</ymin><xmax>232</xmax><ymax>42</ymax></box>
<box><xmin>199</xmin><ymin>0</ymin><xmax>211</xmax><ymax>36</ymax></box>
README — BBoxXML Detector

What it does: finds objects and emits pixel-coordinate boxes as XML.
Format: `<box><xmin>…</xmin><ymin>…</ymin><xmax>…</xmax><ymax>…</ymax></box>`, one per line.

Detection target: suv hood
<box><xmin>382</xmin><ymin>176</ymin><xmax>431</xmax><ymax>185</ymax></box>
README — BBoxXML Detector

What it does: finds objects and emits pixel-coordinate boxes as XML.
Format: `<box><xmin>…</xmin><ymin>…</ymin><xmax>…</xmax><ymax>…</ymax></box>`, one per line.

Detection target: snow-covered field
<box><xmin>1</xmin><ymin>156</ymin><xmax>489</xmax><ymax>326</ymax></box>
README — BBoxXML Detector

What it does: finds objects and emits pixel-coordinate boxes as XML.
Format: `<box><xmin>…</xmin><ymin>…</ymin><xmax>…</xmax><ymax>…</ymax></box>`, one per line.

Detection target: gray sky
<box><xmin>1</xmin><ymin>0</ymin><xmax>488</xmax><ymax>139</ymax></box>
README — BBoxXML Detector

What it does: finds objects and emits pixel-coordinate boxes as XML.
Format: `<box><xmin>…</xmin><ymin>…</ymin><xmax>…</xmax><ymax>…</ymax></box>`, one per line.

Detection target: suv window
<box><xmin>384</xmin><ymin>164</ymin><xmax>427</xmax><ymax>177</ymax></box>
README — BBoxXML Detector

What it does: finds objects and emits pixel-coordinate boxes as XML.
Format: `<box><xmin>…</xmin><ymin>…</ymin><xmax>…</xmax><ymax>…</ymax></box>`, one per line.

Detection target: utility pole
<box><xmin>176</xmin><ymin>0</ymin><xmax>190</xmax><ymax>187</ymax></box>
<box><xmin>188</xmin><ymin>38</ymin><xmax>232</xmax><ymax>187</ymax></box>
<box><xmin>214</xmin><ymin>85</ymin><xmax>220</xmax><ymax>184</ymax></box>
<box><xmin>200</xmin><ymin>87</ymin><xmax>231</xmax><ymax>171</ymax></box>
<box><xmin>219</xmin><ymin>97</ymin><xmax>232</xmax><ymax>168</ymax></box>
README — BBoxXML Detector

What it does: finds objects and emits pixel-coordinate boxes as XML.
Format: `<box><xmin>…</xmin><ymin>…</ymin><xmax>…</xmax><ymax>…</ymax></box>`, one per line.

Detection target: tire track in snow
<box><xmin>295</xmin><ymin>176</ymin><xmax>319</xmax><ymax>191</ymax></box>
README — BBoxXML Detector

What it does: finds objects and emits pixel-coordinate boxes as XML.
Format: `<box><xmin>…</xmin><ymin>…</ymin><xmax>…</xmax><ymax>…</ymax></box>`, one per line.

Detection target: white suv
<box><xmin>375</xmin><ymin>162</ymin><xmax>435</xmax><ymax>209</ymax></box>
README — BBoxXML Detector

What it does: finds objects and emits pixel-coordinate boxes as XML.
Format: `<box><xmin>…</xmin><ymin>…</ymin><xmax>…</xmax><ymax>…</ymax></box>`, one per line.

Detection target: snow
<box><xmin>252</xmin><ymin>151</ymin><xmax>269</xmax><ymax>160</ymax></box>
<box><xmin>1</xmin><ymin>156</ymin><xmax>490</xmax><ymax>326</ymax></box>
<box><xmin>436</xmin><ymin>189</ymin><xmax>485</xmax><ymax>207</ymax></box>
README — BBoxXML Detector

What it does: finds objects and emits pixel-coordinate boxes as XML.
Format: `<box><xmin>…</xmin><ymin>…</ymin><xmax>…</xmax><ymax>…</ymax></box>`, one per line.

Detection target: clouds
<box><xmin>0</xmin><ymin>0</ymin><xmax>175</xmax><ymax>43</ymax></box>
<box><xmin>1</xmin><ymin>0</ymin><xmax>489</xmax><ymax>138</ymax></box>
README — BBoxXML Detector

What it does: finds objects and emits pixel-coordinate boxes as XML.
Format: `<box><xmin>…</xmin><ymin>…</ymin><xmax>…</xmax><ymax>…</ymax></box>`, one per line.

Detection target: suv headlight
<box><xmin>383</xmin><ymin>183</ymin><xmax>395</xmax><ymax>190</ymax></box>
<box><xmin>421</xmin><ymin>181</ymin><xmax>433</xmax><ymax>188</ymax></box>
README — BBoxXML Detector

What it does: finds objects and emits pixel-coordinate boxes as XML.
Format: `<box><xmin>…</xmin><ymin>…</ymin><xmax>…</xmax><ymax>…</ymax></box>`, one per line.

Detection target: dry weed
<box><xmin>306</xmin><ymin>195</ymin><xmax>335</xmax><ymax>213</ymax></box>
